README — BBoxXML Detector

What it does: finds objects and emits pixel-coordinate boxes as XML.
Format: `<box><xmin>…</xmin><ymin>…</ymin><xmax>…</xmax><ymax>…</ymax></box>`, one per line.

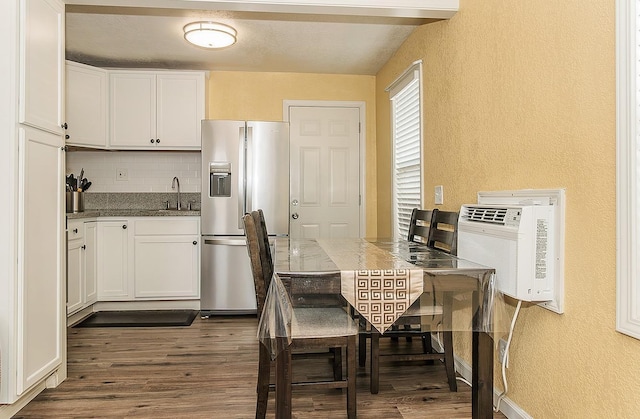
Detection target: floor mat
<box><xmin>74</xmin><ymin>310</ymin><xmax>198</xmax><ymax>328</ymax></box>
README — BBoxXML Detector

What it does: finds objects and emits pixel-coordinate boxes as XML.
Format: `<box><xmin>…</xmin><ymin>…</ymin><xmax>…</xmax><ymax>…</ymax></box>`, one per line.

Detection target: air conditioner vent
<box><xmin>462</xmin><ymin>206</ymin><xmax>508</xmax><ymax>224</ymax></box>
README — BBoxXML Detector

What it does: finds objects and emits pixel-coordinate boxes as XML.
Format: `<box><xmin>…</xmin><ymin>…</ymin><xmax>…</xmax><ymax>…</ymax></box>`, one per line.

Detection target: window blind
<box><xmin>391</xmin><ymin>68</ymin><xmax>421</xmax><ymax>239</ymax></box>
<box><xmin>615</xmin><ymin>0</ymin><xmax>640</xmax><ymax>340</ymax></box>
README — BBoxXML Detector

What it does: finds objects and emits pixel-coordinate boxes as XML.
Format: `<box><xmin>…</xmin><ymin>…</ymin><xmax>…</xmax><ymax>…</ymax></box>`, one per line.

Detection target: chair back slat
<box><xmin>252</xmin><ymin>209</ymin><xmax>273</xmax><ymax>291</ymax></box>
<box><xmin>243</xmin><ymin>213</ymin><xmax>268</xmax><ymax>315</ymax></box>
<box><xmin>427</xmin><ymin>210</ymin><xmax>459</xmax><ymax>255</ymax></box>
<box><xmin>407</xmin><ymin>208</ymin><xmax>436</xmax><ymax>244</ymax></box>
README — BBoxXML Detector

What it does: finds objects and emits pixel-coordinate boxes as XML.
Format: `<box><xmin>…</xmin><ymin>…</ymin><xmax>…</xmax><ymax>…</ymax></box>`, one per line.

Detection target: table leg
<box><xmin>370</xmin><ymin>332</ymin><xmax>380</xmax><ymax>394</ymax></box>
<box><xmin>275</xmin><ymin>345</ymin><xmax>292</xmax><ymax>419</ymax></box>
<box><xmin>472</xmin><ymin>292</ymin><xmax>494</xmax><ymax>419</ymax></box>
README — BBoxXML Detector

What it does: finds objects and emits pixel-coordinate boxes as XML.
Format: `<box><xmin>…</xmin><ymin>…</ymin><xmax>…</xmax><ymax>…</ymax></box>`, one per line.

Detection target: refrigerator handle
<box><xmin>204</xmin><ymin>238</ymin><xmax>248</xmax><ymax>246</ymax></box>
<box><xmin>238</xmin><ymin>125</ymin><xmax>246</xmax><ymax>230</ymax></box>
<box><xmin>245</xmin><ymin>125</ymin><xmax>253</xmax><ymax>214</ymax></box>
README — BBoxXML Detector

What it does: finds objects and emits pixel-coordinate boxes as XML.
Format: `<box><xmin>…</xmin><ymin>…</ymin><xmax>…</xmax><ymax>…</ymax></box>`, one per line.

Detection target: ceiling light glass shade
<box><xmin>183</xmin><ymin>22</ymin><xmax>237</xmax><ymax>49</ymax></box>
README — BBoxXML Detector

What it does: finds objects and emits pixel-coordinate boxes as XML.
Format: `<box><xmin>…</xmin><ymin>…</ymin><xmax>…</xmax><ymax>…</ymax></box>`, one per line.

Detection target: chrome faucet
<box><xmin>172</xmin><ymin>176</ymin><xmax>181</xmax><ymax>210</ymax></box>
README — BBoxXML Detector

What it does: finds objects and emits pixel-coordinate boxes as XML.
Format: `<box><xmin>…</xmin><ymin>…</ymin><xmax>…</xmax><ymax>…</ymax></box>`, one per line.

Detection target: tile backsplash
<box><xmin>66</xmin><ymin>150</ymin><xmax>201</xmax><ymax>193</ymax></box>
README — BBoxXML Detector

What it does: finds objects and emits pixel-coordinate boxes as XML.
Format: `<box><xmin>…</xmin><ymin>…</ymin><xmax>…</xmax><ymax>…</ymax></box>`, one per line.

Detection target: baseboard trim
<box><xmin>94</xmin><ymin>300</ymin><xmax>200</xmax><ymax>311</ymax></box>
<box><xmin>428</xmin><ymin>335</ymin><xmax>531</xmax><ymax>419</ymax></box>
<box><xmin>67</xmin><ymin>305</ymin><xmax>95</xmax><ymax>327</ymax></box>
<box><xmin>454</xmin><ymin>354</ymin><xmax>532</xmax><ymax>419</ymax></box>
<box><xmin>0</xmin><ymin>380</ymin><xmax>46</xmax><ymax>418</ymax></box>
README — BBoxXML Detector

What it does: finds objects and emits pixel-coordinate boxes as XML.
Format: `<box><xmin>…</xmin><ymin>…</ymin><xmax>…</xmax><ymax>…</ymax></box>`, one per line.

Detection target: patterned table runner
<box><xmin>316</xmin><ymin>239</ymin><xmax>423</xmax><ymax>333</ymax></box>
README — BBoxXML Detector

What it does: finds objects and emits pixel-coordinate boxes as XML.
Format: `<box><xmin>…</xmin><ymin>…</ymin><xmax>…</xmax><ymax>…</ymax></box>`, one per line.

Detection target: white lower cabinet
<box><xmin>134</xmin><ymin>236</ymin><xmax>200</xmax><ymax>298</ymax></box>
<box><xmin>96</xmin><ymin>217</ymin><xmax>200</xmax><ymax>302</ymax></box>
<box><xmin>133</xmin><ymin>217</ymin><xmax>200</xmax><ymax>299</ymax></box>
<box><xmin>67</xmin><ymin>220</ymin><xmax>97</xmax><ymax>316</ymax></box>
<box><xmin>67</xmin><ymin>221</ymin><xmax>84</xmax><ymax>314</ymax></box>
<box><xmin>1</xmin><ymin>0</ymin><xmax>65</xmax><ymax>409</ymax></box>
<box><xmin>97</xmin><ymin>220</ymin><xmax>131</xmax><ymax>300</ymax></box>
<box><xmin>16</xmin><ymin>125</ymin><xmax>65</xmax><ymax>396</ymax></box>
<box><xmin>84</xmin><ymin>222</ymin><xmax>98</xmax><ymax>304</ymax></box>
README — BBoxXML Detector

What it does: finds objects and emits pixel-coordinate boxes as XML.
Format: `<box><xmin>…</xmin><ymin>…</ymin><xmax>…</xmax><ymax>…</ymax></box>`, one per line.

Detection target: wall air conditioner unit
<box><xmin>457</xmin><ymin>204</ymin><xmax>555</xmax><ymax>302</ymax></box>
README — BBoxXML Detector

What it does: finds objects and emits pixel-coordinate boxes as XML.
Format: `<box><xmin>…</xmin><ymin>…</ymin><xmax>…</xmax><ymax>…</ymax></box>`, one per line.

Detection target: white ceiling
<box><xmin>65</xmin><ymin>5</ymin><xmax>437</xmax><ymax>75</ymax></box>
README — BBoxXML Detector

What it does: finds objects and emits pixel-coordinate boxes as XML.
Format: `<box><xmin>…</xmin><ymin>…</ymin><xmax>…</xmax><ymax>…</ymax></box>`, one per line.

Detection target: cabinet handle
<box><xmin>150</xmin><ymin>139</ymin><xmax>155</xmax><ymax>144</ymax></box>
<box><xmin>193</xmin><ymin>241</ymin><xmax>197</xmax><ymax>245</ymax></box>
<box><xmin>73</xmin><ymin>228</ymin><xmax>78</xmax><ymax>233</ymax></box>
<box><xmin>61</xmin><ymin>123</ymin><xmax>68</xmax><ymax>129</ymax></box>
<box><xmin>122</xmin><ymin>224</ymin><xmax>127</xmax><ymax>229</ymax></box>
<box><xmin>156</xmin><ymin>139</ymin><xmax>160</xmax><ymax>144</ymax></box>
<box><xmin>65</xmin><ymin>134</ymin><xmax>70</xmax><ymax>140</ymax></box>
<box><xmin>81</xmin><ymin>245</ymin><xmax>86</xmax><ymax>250</ymax></box>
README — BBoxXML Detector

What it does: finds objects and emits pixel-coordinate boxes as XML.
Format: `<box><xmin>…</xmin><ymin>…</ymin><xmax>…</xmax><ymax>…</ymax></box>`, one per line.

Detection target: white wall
<box><xmin>66</xmin><ymin>151</ymin><xmax>201</xmax><ymax>193</ymax></box>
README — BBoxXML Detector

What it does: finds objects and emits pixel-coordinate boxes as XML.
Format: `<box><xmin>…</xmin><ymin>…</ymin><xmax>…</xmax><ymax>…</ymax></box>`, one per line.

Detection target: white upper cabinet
<box><xmin>19</xmin><ymin>0</ymin><xmax>64</xmax><ymax>135</ymax></box>
<box><xmin>65</xmin><ymin>61</ymin><xmax>108</xmax><ymax>148</ymax></box>
<box><xmin>109</xmin><ymin>71</ymin><xmax>205</xmax><ymax>149</ymax></box>
<box><xmin>109</xmin><ymin>72</ymin><xmax>155</xmax><ymax>148</ymax></box>
<box><xmin>156</xmin><ymin>73</ymin><xmax>204</xmax><ymax>149</ymax></box>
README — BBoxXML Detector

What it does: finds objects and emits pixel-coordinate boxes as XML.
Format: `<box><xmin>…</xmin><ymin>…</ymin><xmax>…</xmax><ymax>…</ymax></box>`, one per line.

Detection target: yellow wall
<box><xmin>207</xmin><ymin>71</ymin><xmax>377</xmax><ymax>235</ymax></box>
<box><xmin>377</xmin><ymin>0</ymin><xmax>640</xmax><ymax>417</ymax></box>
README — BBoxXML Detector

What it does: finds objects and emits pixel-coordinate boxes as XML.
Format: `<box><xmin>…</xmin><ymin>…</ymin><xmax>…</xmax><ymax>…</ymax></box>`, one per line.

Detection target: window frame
<box><xmin>388</xmin><ymin>60</ymin><xmax>424</xmax><ymax>239</ymax></box>
<box><xmin>616</xmin><ymin>0</ymin><xmax>640</xmax><ymax>339</ymax></box>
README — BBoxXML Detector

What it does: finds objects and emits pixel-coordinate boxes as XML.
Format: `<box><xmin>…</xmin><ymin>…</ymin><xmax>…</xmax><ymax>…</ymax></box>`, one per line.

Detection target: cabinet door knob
<box><xmin>73</xmin><ymin>228</ymin><xmax>78</xmax><ymax>233</ymax></box>
<box><xmin>122</xmin><ymin>224</ymin><xmax>127</xmax><ymax>229</ymax></box>
<box><xmin>81</xmin><ymin>245</ymin><xmax>86</xmax><ymax>250</ymax></box>
<box><xmin>193</xmin><ymin>241</ymin><xmax>197</xmax><ymax>245</ymax></box>
<box><xmin>156</xmin><ymin>139</ymin><xmax>160</xmax><ymax>144</ymax></box>
<box><xmin>65</xmin><ymin>134</ymin><xmax>70</xmax><ymax>139</ymax></box>
<box><xmin>61</xmin><ymin>123</ymin><xmax>68</xmax><ymax>129</ymax></box>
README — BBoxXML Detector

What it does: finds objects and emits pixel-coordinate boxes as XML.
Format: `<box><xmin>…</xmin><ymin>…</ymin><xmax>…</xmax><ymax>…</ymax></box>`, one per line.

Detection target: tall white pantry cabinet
<box><xmin>0</xmin><ymin>0</ymin><xmax>66</xmax><ymax>414</ymax></box>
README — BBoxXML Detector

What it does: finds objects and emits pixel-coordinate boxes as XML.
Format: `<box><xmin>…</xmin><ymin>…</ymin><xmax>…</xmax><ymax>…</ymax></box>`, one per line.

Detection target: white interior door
<box><xmin>289</xmin><ymin>106</ymin><xmax>360</xmax><ymax>238</ymax></box>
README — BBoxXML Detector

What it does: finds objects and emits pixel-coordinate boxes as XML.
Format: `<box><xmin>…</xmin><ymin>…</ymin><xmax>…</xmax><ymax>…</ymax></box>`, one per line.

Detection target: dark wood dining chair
<box><xmin>243</xmin><ymin>211</ymin><xmax>358</xmax><ymax>419</ymax></box>
<box><xmin>427</xmin><ymin>209</ymin><xmax>459</xmax><ymax>255</ymax></box>
<box><xmin>359</xmin><ymin>208</ymin><xmax>436</xmax><ymax>361</ymax></box>
<box><xmin>364</xmin><ymin>209</ymin><xmax>460</xmax><ymax>394</ymax></box>
<box><xmin>407</xmin><ymin>208</ymin><xmax>436</xmax><ymax>244</ymax></box>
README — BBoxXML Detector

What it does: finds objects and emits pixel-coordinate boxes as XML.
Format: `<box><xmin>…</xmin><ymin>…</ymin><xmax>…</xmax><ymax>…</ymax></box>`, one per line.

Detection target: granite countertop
<box><xmin>66</xmin><ymin>192</ymin><xmax>201</xmax><ymax>219</ymax></box>
<box><xmin>67</xmin><ymin>209</ymin><xmax>201</xmax><ymax>219</ymax></box>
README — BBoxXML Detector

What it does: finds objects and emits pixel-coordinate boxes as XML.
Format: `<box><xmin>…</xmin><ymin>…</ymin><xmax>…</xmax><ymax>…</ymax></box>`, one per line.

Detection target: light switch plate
<box><xmin>434</xmin><ymin>185</ymin><xmax>444</xmax><ymax>205</ymax></box>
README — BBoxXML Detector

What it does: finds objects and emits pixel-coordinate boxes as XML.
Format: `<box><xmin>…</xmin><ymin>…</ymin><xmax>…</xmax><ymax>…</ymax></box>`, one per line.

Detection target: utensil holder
<box><xmin>66</xmin><ymin>191</ymin><xmax>85</xmax><ymax>213</ymax></box>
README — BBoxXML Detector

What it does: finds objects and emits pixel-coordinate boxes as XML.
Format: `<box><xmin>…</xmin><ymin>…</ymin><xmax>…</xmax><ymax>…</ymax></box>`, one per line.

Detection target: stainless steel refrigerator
<box><xmin>200</xmin><ymin>120</ymin><xmax>289</xmax><ymax>316</ymax></box>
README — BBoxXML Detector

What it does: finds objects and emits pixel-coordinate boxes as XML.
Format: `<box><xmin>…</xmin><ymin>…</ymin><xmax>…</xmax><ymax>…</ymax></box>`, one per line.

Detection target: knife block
<box><xmin>66</xmin><ymin>191</ymin><xmax>85</xmax><ymax>213</ymax></box>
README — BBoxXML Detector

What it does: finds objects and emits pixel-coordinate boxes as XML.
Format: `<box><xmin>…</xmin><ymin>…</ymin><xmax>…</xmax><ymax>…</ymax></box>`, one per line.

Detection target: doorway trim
<box><xmin>283</xmin><ymin>100</ymin><xmax>366</xmax><ymax>237</ymax></box>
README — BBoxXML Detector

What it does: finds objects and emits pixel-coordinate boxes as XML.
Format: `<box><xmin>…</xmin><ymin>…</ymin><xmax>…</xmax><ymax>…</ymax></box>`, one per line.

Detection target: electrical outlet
<box><xmin>116</xmin><ymin>168</ymin><xmax>128</xmax><ymax>181</ymax></box>
<box><xmin>498</xmin><ymin>338</ymin><xmax>509</xmax><ymax>367</ymax></box>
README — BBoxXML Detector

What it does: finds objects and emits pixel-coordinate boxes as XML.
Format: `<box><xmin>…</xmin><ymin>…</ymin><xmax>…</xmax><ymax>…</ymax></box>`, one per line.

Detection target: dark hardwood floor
<box><xmin>14</xmin><ymin>316</ymin><xmax>506</xmax><ymax>418</ymax></box>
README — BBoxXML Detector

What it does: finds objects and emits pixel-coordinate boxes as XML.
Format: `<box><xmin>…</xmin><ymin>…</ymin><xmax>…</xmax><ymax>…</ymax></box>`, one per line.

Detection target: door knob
<box><xmin>291</xmin><ymin>199</ymin><xmax>299</xmax><ymax>206</ymax></box>
<box><xmin>122</xmin><ymin>224</ymin><xmax>127</xmax><ymax>229</ymax></box>
<box><xmin>291</xmin><ymin>213</ymin><xmax>299</xmax><ymax>220</ymax></box>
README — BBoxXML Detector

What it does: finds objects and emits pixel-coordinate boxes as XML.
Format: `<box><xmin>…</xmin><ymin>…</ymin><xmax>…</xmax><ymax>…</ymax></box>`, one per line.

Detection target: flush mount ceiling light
<box><xmin>183</xmin><ymin>21</ymin><xmax>237</xmax><ymax>49</ymax></box>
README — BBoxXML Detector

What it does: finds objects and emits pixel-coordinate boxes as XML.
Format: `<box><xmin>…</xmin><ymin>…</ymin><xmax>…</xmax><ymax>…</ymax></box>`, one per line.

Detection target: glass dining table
<box><xmin>258</xmin><ymin>237</ymin><xmax>505</xmax><ymax>419</ymax></box>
